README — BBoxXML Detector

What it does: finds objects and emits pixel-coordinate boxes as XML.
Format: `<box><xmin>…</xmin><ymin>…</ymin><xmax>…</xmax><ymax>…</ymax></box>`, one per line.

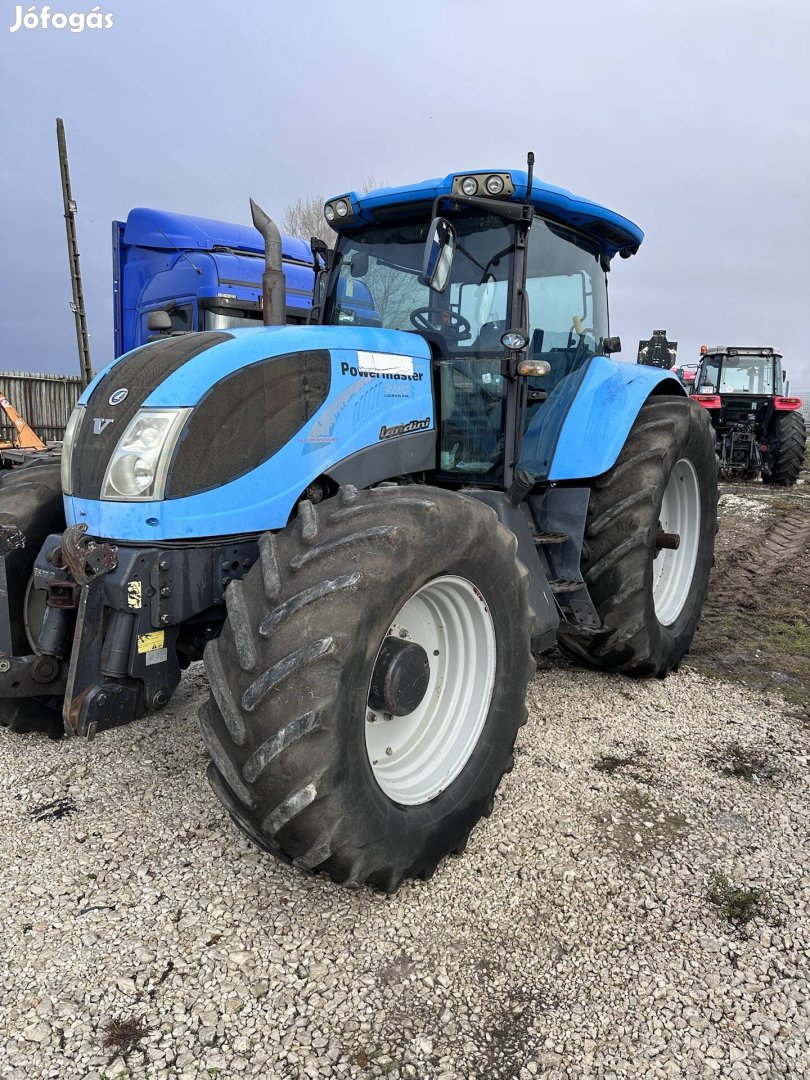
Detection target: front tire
<box><xmin>560</xmin><ymin>397</ymin><xmax>718</xmax><ymax>676</ymax></box>
<box><xmin>199</xmin><ymin>485</ymin><xmax>534</xmax><ymax>891</ymax></box>
<box><xmin>762</xmin><ymin>412</ymin><xmax>806</xmax><ymax>486</ymax></box>
<box><xmin>0</xmin><ymin>463</ymin><xmax>65</xmax><ymax>736</ymax></box>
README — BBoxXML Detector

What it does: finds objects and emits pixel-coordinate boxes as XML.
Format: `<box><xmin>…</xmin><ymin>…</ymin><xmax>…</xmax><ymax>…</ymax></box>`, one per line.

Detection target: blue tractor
<box><xmin>0</xmin><ymin>160</ymin><xmax>717</xmax><ymax>890</ymax></box>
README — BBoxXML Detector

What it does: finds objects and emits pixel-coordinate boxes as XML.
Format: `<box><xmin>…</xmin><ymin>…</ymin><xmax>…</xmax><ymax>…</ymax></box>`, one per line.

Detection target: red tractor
<box><xmin>691</xmin><ymin>346</ymin><xmax>806</xmax><ymax>484</ymax></box>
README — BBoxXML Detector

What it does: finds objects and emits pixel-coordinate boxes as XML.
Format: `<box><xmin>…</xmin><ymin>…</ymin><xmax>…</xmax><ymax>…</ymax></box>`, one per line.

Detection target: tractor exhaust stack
<box><xmin>250</xmin><ymin>198</ymin><xmax>286</xmax><ymax>327</ymax></box>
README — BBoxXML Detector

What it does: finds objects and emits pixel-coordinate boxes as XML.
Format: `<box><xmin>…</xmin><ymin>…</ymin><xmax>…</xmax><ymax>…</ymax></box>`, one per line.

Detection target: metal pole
<box><xmin>57</xmin><ymin>118</ymin><xmax>93</xmax><ymax>387</ymax></box>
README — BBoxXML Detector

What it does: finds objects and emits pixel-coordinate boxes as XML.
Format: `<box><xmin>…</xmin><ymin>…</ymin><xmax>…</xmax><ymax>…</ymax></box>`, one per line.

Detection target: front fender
<box><xmin>519</xmin><ymin>355</ymin><xmax>685</xmax><ymax>482</ymax></box>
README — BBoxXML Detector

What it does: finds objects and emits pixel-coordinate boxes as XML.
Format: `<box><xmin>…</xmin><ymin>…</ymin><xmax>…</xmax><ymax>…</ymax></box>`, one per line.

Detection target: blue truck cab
<box><xmin>111</xmin><ymin>208</ymin><xmax>316</xmax><ymax>356</ymax></box>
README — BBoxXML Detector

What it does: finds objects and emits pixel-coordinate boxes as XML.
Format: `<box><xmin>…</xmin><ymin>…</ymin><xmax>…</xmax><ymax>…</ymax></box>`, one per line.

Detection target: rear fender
<box><xmin>519</xmin><ymin>355</ymin><xmax>685</xmax><ymax>482</ymax></box>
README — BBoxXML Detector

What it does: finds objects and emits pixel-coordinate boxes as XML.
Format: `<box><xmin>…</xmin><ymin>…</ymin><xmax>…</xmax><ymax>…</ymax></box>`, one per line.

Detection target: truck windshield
<box><xmin>323</xmin><ymin>213</ymin><xmax>515</xmax><ymax>356</ymax></box>
<box><xmin>698</xmin><ymin>354</ymin><xmax>778</xmax><ymax>395</ymax></box>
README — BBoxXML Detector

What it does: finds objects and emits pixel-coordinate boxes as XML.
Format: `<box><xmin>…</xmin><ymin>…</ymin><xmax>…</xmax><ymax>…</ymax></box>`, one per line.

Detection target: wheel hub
<box><xmin>365</xmin><ymin>575</ymin><xmax>497</xmax><ymax>806</ymax></box>
<box><xmin>369</xmin><ymin>636</ymin><xmax>430</xmax><ymax>716</ymax></box>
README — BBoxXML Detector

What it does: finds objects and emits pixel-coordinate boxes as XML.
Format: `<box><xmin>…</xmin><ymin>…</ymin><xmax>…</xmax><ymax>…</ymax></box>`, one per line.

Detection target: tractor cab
<box><xmin>692</xmin><ymin>346</ymin><xmax>788</xmax><ymax>430</ymax></box>
<box><xmin>320</xmin><ymin>166</ymin><xmax>641</xmax><ymax>488</ymax></box>
<box><xmin>694</xmin><ymin>346</ymin><xmax>784</xmax><ymax>399</ymax></box>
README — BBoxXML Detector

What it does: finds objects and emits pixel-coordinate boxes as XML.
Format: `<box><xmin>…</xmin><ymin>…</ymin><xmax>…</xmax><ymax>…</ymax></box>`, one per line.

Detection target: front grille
<box><xmin>166</xmin><ymin>350</ymin><xmax>331</xmax><ymax>498</ymax></box>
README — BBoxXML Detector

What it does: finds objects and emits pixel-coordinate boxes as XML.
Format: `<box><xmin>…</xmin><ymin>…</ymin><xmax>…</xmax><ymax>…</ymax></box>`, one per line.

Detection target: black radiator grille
<box><xmin>167</xmin><ymin>350</ymin><xmax>331</xmax><ymax>498</ymax></box>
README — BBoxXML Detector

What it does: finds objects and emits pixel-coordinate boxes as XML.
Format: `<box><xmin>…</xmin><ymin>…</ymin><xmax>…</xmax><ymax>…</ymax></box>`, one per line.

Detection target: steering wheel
<box><xmin>410</xmin><ymin>306</ymin><xmax>471</xmax><ymax>341</ymax></box>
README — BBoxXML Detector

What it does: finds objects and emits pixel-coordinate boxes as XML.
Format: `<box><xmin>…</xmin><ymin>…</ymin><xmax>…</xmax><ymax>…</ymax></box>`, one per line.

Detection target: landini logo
<box><xmin>9</xmin><ymin>4</ymin><xmax>114</xmax><ymax>31</ymax></box>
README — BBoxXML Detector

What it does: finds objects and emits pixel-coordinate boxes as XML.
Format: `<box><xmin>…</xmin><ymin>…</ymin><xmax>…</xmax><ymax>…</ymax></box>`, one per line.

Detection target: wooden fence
<box><xmin>0</xmin><ymin>371</ymin><xmax>83</xmax><ymax>443</ymax></box>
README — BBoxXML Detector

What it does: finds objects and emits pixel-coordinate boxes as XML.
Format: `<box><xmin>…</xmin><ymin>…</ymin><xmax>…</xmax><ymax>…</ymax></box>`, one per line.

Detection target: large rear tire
<box><xmin>762</xmin><ymin>412</ymin><xmax>806</xmax><ymax>486</ymax></box>
<box><xmin>199</xmin><ymin>485</ymin><xmax>534</xmax><ymax>891</ymax></box>
<box><xmin>0</xmin><ymin>463</ymin><xmax>65</xmax><ymax>737</ymax></box>
<box><xmin>560</xmin><ymin>397</ymin><xmax>718</xmax><ymax>676</ymax></box>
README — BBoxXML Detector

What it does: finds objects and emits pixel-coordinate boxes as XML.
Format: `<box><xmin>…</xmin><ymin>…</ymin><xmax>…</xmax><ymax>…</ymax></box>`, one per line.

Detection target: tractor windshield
<box><xmin>697</xmin><ymin>354</ymin><xmax>780</xmax><ymax>395</ymax></box>
<box><xmin>323</xmin><ymin>213</ymin><xmax>609</xmax><ymax>363</ymax></box>
<box><xmin>323</xmin><ymin>213</ymin><xmax>515</xmax><ymax>353</ymax></box>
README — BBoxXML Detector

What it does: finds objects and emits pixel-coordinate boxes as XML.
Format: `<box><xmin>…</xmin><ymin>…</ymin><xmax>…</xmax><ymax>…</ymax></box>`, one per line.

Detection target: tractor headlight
<box><xmin>324</xmin><ymin>203</ymin><xmax>335</xmax><ymax>222</ymax></box>
<box><xmin>485</xmin><ymin>174</ymin><xmax>505</xmax><ymax>195</ymax></box>
<box><xmin>460</xmin><ymin>176</ymin><xmax>479</xmax><ymax>196</ymax></box>
<box><xmin>101</xmin><ymin>408</ymin><xmax>191</xmax><ymax>501</ymax></box>
<box><xmin>334</xmin><ymin>199</ymin><xmax>349</xmax><ymax>218</ymax></box>
<box><xmin>501</xmin><ymin>330</ymin><xmax>528</xmax><ymax>351</ymax></box>
<box><xmin>61</xmin><ymin>404</ymin><xmax>85</xmax><ymax>495</ymax></box>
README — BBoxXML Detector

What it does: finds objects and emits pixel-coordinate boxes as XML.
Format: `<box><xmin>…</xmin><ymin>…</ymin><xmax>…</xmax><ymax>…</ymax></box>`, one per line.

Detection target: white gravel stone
<box><xmin>1</xmin><ymin>657</ymin><xmax>808</xmax><ymax>1079</ymax></box>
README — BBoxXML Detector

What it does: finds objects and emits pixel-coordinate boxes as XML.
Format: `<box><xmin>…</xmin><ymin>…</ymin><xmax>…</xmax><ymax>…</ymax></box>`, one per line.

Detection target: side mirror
<box><xmin>420</xmin><ymin>217</ymin><xmax>456</xmax><ymax>292</ymax></box>
<box><xmin>350</xmin><ymin>252</ymin><xmax>369</xmax><ymax>278</ymax></box>
<box><xmin>147</xmin><ymin>310</ymin><xmax>172</xmax><ymax>332</ymax></box>
<box><xmin>310</xmin><ymin>236</ymin><xmax>333</xmax><ymax>272</ymax></box>
<box><xmin>601</xmin><ymin>336</ymin><xmax>622</xmax><ymax>354</ymax></box>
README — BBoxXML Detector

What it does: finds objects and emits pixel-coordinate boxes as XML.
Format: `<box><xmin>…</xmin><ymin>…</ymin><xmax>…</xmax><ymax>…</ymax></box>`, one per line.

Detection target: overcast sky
<box><xmin>1</xmin><ymin>0</ymin><xmax>808</xmax><ymax>387</ymax></box>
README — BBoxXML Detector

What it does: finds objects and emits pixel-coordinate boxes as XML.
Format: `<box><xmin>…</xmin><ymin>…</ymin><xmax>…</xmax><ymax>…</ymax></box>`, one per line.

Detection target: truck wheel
<box><xmin>560</xmin><ymin>397</ymin><xmax>717</xmax><ymax>677</ymax></box>
<box><xmin>0</xmin><ymin>463</ymin><xmax>65</xmax><ymax>737</ymax></box>
<box><xmin>762</xmin><ymin>412</ymin><xmax>806</xmax><ymax>486</ymax></box>
<box><xmin>199</xmin><ymin>485</ymin><xmax>534</xmax><ymax>891</ymax></box>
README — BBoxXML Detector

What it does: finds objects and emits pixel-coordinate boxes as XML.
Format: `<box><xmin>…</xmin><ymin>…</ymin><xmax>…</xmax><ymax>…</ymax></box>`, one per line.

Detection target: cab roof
<box><xmin>326</xmin><ymin>168</ymin><xmax>644</xmax><ymax>258</ymax></box>
<box><xmin>702</xmin><ymin>346</ymin><xmax>782</xmax><ymax>357</ymax></box>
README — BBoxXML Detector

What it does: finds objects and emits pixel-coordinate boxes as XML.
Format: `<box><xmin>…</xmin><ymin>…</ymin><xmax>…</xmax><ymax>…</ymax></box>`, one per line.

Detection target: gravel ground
<box><xmin>1</xmin><ymin>657</ymin><xmax>808</xmax><ymax>1080</ymax></box>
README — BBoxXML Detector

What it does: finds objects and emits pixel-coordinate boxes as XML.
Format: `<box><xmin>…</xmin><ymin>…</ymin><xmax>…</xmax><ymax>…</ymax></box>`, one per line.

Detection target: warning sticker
<box><xmin>127</xmin><ymin>580</ymin><xmax>142</xmax><ymax>609</ymax></box>
<box><xmin>145</xmin><ymin>647</ymin><xmax>168</xmax><ymax>666</ymax></box>
<box><xmin>137</xmin><ymin>631</ymin><xmax>165</xmax><ymax>654</ymax></box>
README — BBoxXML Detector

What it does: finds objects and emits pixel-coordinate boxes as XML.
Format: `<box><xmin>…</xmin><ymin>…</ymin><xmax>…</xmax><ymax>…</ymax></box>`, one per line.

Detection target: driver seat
<box><xmin>473</xmin><ymin>320</ymin><xmax>504</xmax><ymax>351</ymax></box>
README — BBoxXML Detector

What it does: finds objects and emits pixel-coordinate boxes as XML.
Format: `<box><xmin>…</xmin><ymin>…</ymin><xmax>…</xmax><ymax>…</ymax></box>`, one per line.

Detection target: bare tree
<box><xmin>282</xmin><ymin>178</ymin><xmax>420</xmax><ymax>326</ymax></box>
<box><xmin>282</xmin><ymin>193</ymin><xmax>334</xmax><ymax>248</ymax></box>
<box><xmin>360</xmin><ymin>175</ymin><xmax>384</xmax><ymax>195</ymax></box>
<box><xmin>282</xmin><ymin>177</ymin><xmax>386</xmax><ymax>248</ymax></box>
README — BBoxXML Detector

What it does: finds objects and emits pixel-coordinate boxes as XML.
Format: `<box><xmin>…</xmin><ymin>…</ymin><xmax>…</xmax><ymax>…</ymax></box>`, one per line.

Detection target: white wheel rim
<box><xmin>365</xmin><ymin>575</ymin><xmax>497</xmax><ymax>806</ymax></box>
<box><xmin>652</xmin><ymin>457</ymin><xmax>701</xmax><ymax>626</ymax></box>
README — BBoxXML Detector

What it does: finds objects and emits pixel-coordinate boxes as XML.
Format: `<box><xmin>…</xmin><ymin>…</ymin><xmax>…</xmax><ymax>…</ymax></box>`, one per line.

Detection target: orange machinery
<box><xmin>0</xmin><ymin>394</ymin><xmax>47</xmax><ymax>452</ymax></box>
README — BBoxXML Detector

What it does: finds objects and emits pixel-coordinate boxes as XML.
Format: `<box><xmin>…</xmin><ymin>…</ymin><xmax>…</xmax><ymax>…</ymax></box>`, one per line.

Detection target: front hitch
<box><xmin>2</xmin><ymin>525</ymin><xmax>256</xmax><ymax>739</ymax></box>
<box><xmin>58</xmin><ymin>523</ymin><xmax>119</xmax><ymax>586</ymax></box>
<box><xmin>53</xmin><ymin>526</ymin><xmax>121</xmax><ymax>737</ymax></box>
